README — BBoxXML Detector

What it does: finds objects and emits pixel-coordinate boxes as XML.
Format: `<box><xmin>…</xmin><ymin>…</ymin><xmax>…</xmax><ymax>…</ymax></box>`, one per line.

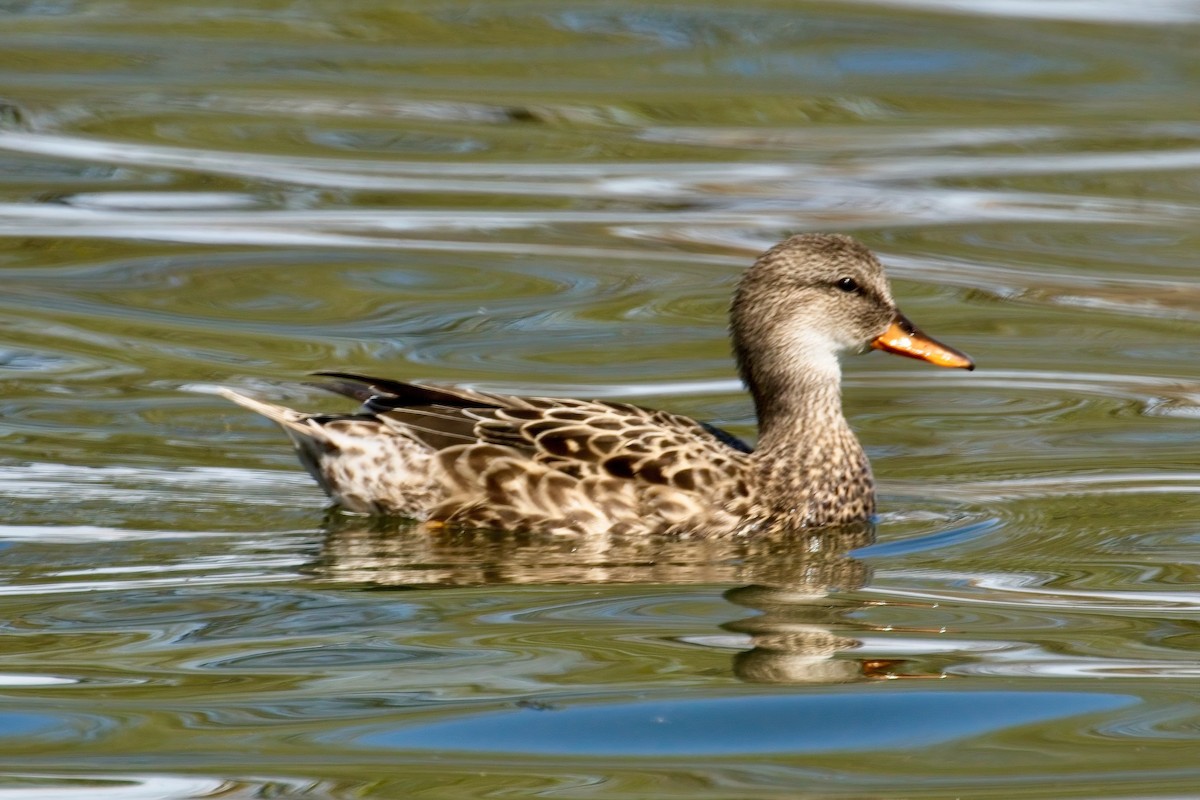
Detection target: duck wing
<box><xmin>314</xmin><ymin>372</ymin><xmax>753</xmax><ymax>494</ymax></box>
<box><xmin>314</xmin><ymin>370</ymin><xmax>510</xmax><ymax>452</ymax></box>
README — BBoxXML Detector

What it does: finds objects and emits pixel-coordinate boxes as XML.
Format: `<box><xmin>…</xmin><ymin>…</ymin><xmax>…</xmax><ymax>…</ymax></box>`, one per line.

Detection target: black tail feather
<box><xmin>311</xmin><ymin>371</ymin><xmax>500</xmax><ymax>410</ymax></box>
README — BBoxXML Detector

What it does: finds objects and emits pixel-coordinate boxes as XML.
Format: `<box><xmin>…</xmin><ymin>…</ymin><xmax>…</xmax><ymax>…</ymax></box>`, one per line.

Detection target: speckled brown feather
<box><xmin>222</xmin><ymin>233</ymin><xmax>972</xmax><ymax>535</ymax></box>
<box><xmin>223</xmin><ymin>382</ymin><xmax>755</xmax><ymax>535</ymax></box>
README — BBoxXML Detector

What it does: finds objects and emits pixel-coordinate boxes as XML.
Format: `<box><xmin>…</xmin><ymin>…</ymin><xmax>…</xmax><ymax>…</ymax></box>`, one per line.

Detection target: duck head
<box><xmin>731</xmin><ymin>233</ymin><xmax>973</xmax><ymax>404</ymax></box>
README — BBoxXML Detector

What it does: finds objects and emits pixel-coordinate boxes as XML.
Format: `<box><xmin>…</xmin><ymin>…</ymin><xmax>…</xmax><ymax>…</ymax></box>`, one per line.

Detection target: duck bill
<box><xmin>871</xmin><ymin>313</ymin><xmax>975</xmax><ymax>370</ymax></box>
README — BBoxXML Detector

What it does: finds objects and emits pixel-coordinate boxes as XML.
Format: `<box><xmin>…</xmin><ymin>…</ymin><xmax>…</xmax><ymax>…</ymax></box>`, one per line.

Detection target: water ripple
<box><xmin>0</xmin><ymin>774</ymin><xmax>327</xmax><ymax>800</ymax></box>
<box><xmin>869</xmin><ymin>571</ymin><xmax>1200</xmax><ymax>612</ymax></box>
<box><xmin>852</xmin><ymin>0</ymin><xmax>1200</xmax><ymax>23</ymax></box>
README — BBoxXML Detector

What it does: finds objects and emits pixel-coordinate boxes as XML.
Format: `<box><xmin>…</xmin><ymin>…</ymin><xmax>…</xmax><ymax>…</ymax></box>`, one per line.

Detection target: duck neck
<box><xmin>742</xmin><ymin>345</ymin><xmax>874</xmax><ymax>524</ymax></box>
<box><xmin>749</xmin><ymin>346</ymin><xmax>851</xmax><ymax>455</ymax></box>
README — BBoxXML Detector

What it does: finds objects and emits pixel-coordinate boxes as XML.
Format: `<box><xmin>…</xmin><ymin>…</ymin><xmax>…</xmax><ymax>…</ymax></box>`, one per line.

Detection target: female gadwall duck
<box><xmin>222</xmin><ymin>234</ymin><xmax>973</xmax><ymax>535</ymax></box>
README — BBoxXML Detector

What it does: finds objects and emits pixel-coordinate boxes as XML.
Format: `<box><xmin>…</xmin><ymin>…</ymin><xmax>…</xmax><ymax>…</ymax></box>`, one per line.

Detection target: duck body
<box><xmin>223</xmin><ymin>234</ymin><xmax>973</xmax><ymax>535</ymax></box>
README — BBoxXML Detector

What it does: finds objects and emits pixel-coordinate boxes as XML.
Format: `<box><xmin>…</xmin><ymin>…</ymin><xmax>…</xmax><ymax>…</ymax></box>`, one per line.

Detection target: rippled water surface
<box><xmin>3</xmin><ymin>1</ymin><xmax>1200</xmax><ymax>798</ymax></box>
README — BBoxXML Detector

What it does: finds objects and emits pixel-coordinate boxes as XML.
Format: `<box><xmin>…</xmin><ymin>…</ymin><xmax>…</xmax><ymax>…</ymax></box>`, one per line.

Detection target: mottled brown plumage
<box><xmin>221</xmin><ymin>234</ymin><xmax>974</xmax><ymax>535</ymax></box>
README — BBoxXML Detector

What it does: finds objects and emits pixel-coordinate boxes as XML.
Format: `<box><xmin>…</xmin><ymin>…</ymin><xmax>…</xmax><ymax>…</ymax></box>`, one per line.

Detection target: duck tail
<box><xmin>218</xmin><ymin>388</ymin><xmax>321</xmax><ymax>438</ymax></box>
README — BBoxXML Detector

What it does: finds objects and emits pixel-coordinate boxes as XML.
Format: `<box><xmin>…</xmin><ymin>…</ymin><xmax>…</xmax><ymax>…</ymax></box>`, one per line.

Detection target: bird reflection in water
<box><xmin>311</xmin><ymin>517</ymin><xmax>915</xmax><ymax>684</ymax></box>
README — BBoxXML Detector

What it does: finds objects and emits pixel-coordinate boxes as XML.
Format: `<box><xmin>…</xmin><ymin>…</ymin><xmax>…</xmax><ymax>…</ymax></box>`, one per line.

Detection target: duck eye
<box><xmin>836</xmin><ymin>277</ymin><xmax>860</xmax><ymax>294</ymax></box>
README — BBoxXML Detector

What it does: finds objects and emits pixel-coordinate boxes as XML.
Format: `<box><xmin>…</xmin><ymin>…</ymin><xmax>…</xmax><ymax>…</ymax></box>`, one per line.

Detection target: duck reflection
<box><xmin>313</xmin><ymin>517</ymin><xmax>892</xmax><ymax>684</ymax></box>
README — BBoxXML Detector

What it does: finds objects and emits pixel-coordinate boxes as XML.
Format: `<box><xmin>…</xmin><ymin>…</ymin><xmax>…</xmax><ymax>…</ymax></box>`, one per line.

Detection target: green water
<box><xmin>2</xmin><ymin>1</ymin><xmax>1200</xmax><ymax>797</ymax></box>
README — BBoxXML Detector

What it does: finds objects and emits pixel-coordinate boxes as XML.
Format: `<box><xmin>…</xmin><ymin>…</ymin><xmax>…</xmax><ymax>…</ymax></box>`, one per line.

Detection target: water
<box><xmin>2</xmin><ymin>1</ymin><xmax>1200</xmax><ymax>797</ymax></box>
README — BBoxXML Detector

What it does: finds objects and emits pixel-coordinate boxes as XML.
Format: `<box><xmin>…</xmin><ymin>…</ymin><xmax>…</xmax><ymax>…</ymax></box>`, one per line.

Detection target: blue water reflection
<box><xmin>353</xmin><ymin>690</ymin><xmax>1136</xmax><ymax>756</ymax></box>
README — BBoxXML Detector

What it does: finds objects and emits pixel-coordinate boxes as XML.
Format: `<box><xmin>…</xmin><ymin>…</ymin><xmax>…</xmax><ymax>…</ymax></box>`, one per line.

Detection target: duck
<box><xmin>221</xmin><ymin>233</ymin><xmax>973</xmax><ymax>536</ymax></box>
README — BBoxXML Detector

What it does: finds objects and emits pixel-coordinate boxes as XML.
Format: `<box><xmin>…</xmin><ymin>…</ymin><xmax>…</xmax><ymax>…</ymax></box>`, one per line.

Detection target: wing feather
<box><xmin>314</xmin><ymin>372</ymin><xmax>753</xmax><ymax>501</ymax></box>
